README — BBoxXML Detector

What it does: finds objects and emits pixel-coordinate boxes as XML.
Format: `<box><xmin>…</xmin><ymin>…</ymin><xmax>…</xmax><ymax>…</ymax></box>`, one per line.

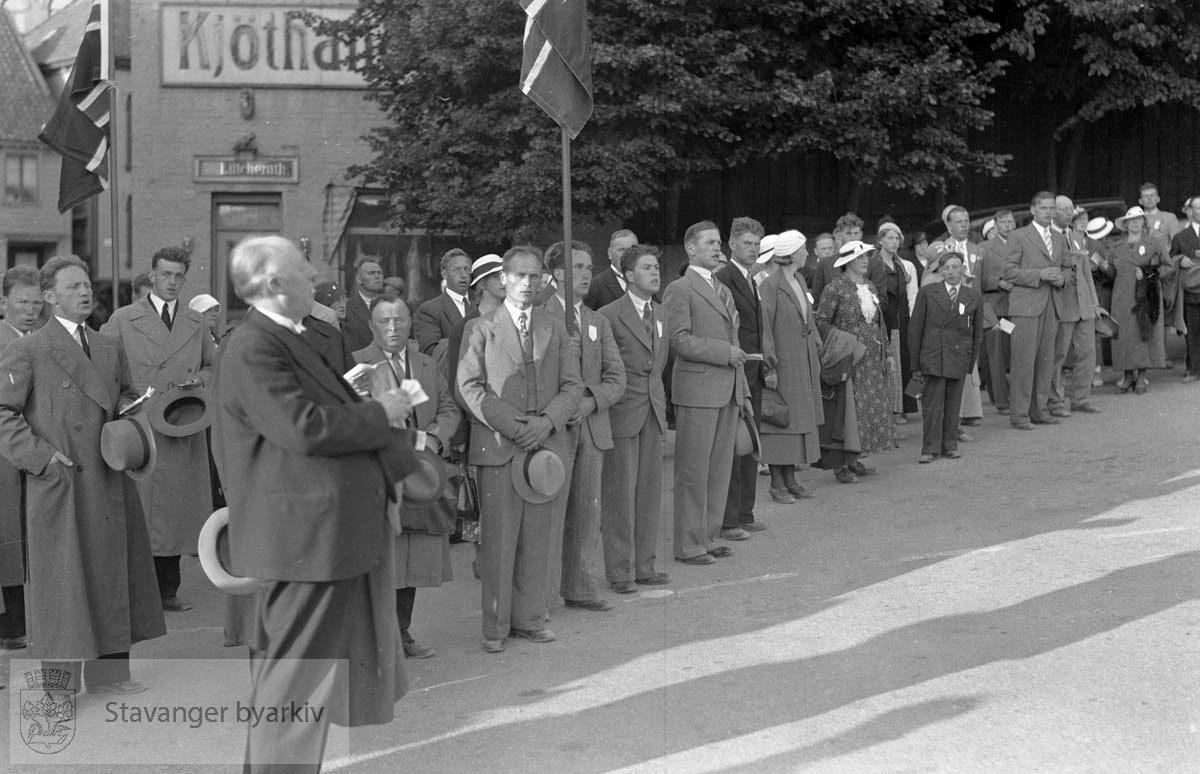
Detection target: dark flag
<box><xmin>519</xmin><ymin>0</ymin><xmax>593</xmax><ymax>140</ymax></box>
<box><xmin>38</xmin><ymin>0</ymin><xmax>111</xmax><ymax>213</ymax></box>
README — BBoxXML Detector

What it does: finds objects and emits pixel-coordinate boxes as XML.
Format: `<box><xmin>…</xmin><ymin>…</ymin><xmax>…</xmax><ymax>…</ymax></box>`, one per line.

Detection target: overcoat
<box><xmin>0</xmin><ymin>319</ymin><xmax>165</xmax><ymax>658</ymax></box>
<box><xmin>102</xmin><ymin>299</ymin><xmax>215</xmax><ymax>555</ymax></box>
<box><xmin>759</xmin><ymin>269</ymin><xmax>824</xmax><ymax>439</ymax></box>
<box><xmin>0</xmin><ymin>321</ymin><xmax>26</xmax><ymax>586</ymax></box>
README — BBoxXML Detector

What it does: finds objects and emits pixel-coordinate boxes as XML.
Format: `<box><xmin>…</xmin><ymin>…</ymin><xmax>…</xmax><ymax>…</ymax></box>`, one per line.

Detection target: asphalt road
<box><xmin>5</xmin><ymin>352</ymin><xmax>1200</xmax><ymax>772</ymax></box>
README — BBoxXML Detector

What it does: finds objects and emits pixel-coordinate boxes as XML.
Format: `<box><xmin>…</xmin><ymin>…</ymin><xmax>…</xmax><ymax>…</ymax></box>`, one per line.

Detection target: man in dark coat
<box><xmin>1171</xmin><ymin>196</ymin><xmax>1200</xmax><ymax>381</ymax></box>
<box><xmin>414</xmin><ymin>248</ymin><xmax>473</xmax><ymax>354</ymax></box>
<box><xmin>343</xmin><ymin>255</ymin><xmax>385</xmax><ymax>351</ymax></box>
<box><xmin>584</xmin><ymin>229</ymin><xmax>639</xmax><ymax>310</ymax></box>
<box><xmin>909</xmin><ymin>251</ymin><xmax>986</xmax><ymax>462</ymax></box>
<box><xmin>213</xmin><ymin>236</ymin><xmax>416</xmax><ymax>770</ymax></box>
<box><xmin>0</xmin><ymin>256</ymin><xmax>165</xmax><ymax>693</ymax></box>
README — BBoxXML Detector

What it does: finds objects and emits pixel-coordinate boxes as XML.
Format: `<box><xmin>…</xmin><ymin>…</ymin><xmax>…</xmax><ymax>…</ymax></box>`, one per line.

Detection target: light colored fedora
<box><xmin>100</xmin><ymin>412</ymin><xmax>157</xmax><ymax>481</ymax></box>
<box><xmin>511</xmin><ymin>447</ymin><xmax>566</xmax><ymax>504</ymax></box>
<box><xmin>197</xmin><ymin>507</ymin><xmax>267</xmax><ymax>595</ymax></box>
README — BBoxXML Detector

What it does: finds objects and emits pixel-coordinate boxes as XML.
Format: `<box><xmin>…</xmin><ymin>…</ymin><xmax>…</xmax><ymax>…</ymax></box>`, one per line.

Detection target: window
<box><xmin>3</xmin><ymin>154</ymin><xmax>38</xmax><ymax>205</ymax></box>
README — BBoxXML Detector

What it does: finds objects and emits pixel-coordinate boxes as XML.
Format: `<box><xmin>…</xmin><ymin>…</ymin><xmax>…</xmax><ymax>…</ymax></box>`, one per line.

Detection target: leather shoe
<box><xmin>848</xmin><ymin>461</ymin><xmax>876</xmax><ymax>476</ymax></box>
<box><xmin>1049</xmin><ymin>408</ymin><xmax>1071</xmax><ymax>418</ymax></box>
<box><xmin>719</xmin><ymin>527</ymin><xmax>750</xmax><ymax>541</ymax></box>
<box><xmin>785</xmin><ymin>483</ymin><xmax>815</xmax><ymax>499</ymax></box>
<box><xmin>996</xmin><ymin>407</ymin><xmax>1011</xmax><ymax>415</ymax></box>
<box><xmin>741</xmin><ymin>521</ymin><xmax>768</xmax><ymax>532</ymax></box>
<box><xmin>835</xmin><ymin>467</ymin><xmax>858</xmax><ymax>484</ymax></box>
<box><xmin>1011</xmin><ymin>422</ymin><xmax>1035</xmax><ymax>430</ymax></box>
<box><xmin>161</xmin><ymin>596</ymin><xmax>192</xmax><ymax>612</ymax></box>
<box><xmin>708</xmin><ymin>546</ymin><xmax>733</xmax><ymax>558</ymax></box>
<box><xmin>510</xmin><ymin>627</ymin><xmax>556</xmax><ymax>643</ymax></box>
<box><xmin>944</xmin><ymin>450</ymin><xmax>962</xmax><ymax>459</ymax></box>
<box><xmin>1072</xmin><ymin>403</ymin><xmax>1101</xmax><ymax>414</ymax></box>
<box><xmin>482</xmin><ymin>638</ymin><xmax>506</xmax><ymax>653</ymax></box>
<box><xmin>768</xmin><ymin>486</ymin><xmax>795</xmax><ymax>504</ymax></box>
<box><xmin>1</xmin><ymin>635</ymin><xmax>28</xmax><ymax>650</ymax></box>
<box><xmin>918</xmin><ymin>453</ymin><xmax>936</xmax><ymax>464</ymax></box>
<box><xmin>961</xmin><ymin>417</ymin><xmax>981</xmax><ymax>427</ymax></box>
<box><xmin>88</xmin><ymin>680</ymin><xmax>149</xmax><ymax>696</ymax></box>
<box><xmin>636</xmin><ymin>573</ymin><xmax>670</xmax><ymax>585</ymax></box>
<box><xmin>565</xmin><ymin>599</ymin><xmax>612</xmax><ymax>612</ymax></box>
<box><xmin>612</xmin><ymin>581</ymin><xmax>638</xmax><ymax>594</ymax></box>
<box><xmin>675</xmin><ymin>554</ymin><xmax>715</xmax><ymax>565</ymax></box>
<box><xmin>403</xmin><ymin>639</ymin><xmax>436</xmax><ymax>658</ymax></box>
<box><xmin>956</xmin><ymin>430</ymin><xmax>974</xmax><ymax>442</ymax></box>
<box><xmin>1032</xmin><ymin>416</ymin><xmax>1061</xmax><ymax>425</ymax></box>
<box><xmin>1184</xmin><ymin>374</ymin><xmax>1197</xmax><ymax>383</ymax></box>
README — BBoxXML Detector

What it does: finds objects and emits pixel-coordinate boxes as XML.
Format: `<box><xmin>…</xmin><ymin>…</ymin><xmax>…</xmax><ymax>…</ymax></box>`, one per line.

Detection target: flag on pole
<box><xmin>39</xmin><ymin>0</ymin><xmax>111</xmax><ymax>213</ymax></box>
<box><xmin>519</xmin><ymin>0</ymin><xmax>593</xmax><ymax>140</ymax></box>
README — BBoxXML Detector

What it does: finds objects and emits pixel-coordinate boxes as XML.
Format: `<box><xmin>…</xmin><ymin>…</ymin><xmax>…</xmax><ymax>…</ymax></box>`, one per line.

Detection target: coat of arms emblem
<box><xmin>19</xmin><ymin>668</ymin><xmax>75</xmax><ymax>753</ymax></box>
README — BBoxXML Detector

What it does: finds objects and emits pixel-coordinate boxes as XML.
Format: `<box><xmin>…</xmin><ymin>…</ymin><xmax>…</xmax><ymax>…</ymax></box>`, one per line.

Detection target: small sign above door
<box><xmin>194</xmin><ymin>156</ymin><xmax>299</xmax><ymax>183</ymax></box>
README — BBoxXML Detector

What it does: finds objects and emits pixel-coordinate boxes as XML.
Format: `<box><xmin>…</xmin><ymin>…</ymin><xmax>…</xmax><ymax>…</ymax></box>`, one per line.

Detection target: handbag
<box><xmin>904</xmin><ymin>375</ymin><xmax>925</xmax><ymax>399</ymax></box>
<box><xmin>760</xmin><ymin>389</ymin><xmax>790</xmax><ymax>428</ymax></box>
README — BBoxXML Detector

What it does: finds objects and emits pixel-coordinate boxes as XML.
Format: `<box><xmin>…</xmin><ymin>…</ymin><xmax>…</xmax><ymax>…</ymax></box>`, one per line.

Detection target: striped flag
<box><xmin>39</xmin><ymin>0</ymin><xmax>111</xmax><ymax>213</ymax></box>
<box><xmin>519</xmin><ymin>0</ymin><xmax>593</xmax><ymax>140</ymax></box>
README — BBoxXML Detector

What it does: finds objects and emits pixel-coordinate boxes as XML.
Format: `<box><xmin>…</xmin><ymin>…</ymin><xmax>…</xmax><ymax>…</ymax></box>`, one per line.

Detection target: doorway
<box><xmin>211</xmin><ymin>194</ymin><xmax>281</xmax><ymax>331</ymax></box>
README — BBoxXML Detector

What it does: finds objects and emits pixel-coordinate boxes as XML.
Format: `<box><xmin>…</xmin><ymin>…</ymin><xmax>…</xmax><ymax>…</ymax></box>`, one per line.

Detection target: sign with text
<box><xmin>162</xmin><ymin>4</ymin><xmax>369</xmax><ymax>87</ymax></box>
<box><xmin>194</xmin><ymin>156</ymin><xmax>299</xmax><ymax>183</ymax></box>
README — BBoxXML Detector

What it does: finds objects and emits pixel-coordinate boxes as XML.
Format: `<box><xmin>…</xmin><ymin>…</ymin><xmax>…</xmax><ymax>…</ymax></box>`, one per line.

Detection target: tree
<box><xmin>996</xmin><ymin>0</ymin><xmax>1200</xmax><ymax>193</ymax></box>
<box><xmin>313</xmin><ymin>1</ymin><xmax>1010</xmax><ymax>243</ymax></box>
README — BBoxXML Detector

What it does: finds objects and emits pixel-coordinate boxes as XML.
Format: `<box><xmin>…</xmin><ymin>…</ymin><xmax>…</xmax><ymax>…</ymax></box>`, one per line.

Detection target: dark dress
<box><xmin>880</xmin><ymin>255</ymin><xmax>917</xmax><ymax>414</ymax></box>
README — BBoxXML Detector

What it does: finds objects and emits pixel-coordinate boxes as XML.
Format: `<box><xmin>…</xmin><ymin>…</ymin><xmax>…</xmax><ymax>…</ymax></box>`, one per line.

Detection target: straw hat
<box><xmin>198</xmin><ymin>508</ymin><xmax>267</xmax><ymax>595</ymax></box>
<box><xmin>187</xmin><ymin>294</ymin><xmax>220</xmax><ymax>314</ymax></box>
<box><xmin>981</xmin><ymin>219</ymin><xmax>996</xmax><ymax>240</ymax></box>
<box><xmin>511</xmin><ymin>447</ymin><xmax>566</xmax><ymax>504</ymax></box>
<box><xmin>1115</xmin><ymin>206</ymin><xmax>1147</xmax><ymax>228</ymax></box>
<box><xmin>773</xmin><ymin>230</ymin><xmax>807</xmax><ymax>258</ymax></box>
<box><xmin>734</xmin><ymin>411</ymin><xmax>761</xmax><ymax>460</ymax></box>
<box><xmin>1086</xmin><ymin>217</ymin><xmax>1114</xmax><ymax>241</ymax></box>
<box><xmin>834</xmin><ymin>240</ymin><xmax>874</xmax><ymax>268</ymax></box>
<box><xmin>756</xmin><ymin>235</ymin><xmax>778</xmax><ymax>264</ymax></box>
<box><xmin>470</xmin><ymin>254</ymin><xmax>503</xmax><ymax>286</ymax></box>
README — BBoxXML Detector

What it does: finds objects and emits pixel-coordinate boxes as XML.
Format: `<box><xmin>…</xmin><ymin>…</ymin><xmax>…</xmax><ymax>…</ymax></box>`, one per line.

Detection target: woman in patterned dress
<box><xmin>815</xmin><ymin>241</ymin><xmax>896</xmax><ymax>481</ymax></box>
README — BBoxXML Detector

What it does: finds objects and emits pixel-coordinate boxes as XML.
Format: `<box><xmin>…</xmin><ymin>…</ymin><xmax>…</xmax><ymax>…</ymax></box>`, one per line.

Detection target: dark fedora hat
<box><xmin>147</xmin><ymin>383</ymin><xmax>213</xmax><ymax>438</ymax></box>
<box><xmin>734</xmin><ymin>410</ymin><xmax>761</xmax><ymax>461</ymax></box>
<box><xmin>400</xmin><ymin>448</ymin><xmax>448</xmax><ymax>506</ymax></box>
<box><xmin>1094</xmin><ymin>308</ymin><xmax>1121</xmax><ymax>340</ymax></box>
<box><xmin>197</xmin><ymin>507</ymin><xmax>266</xmax><ymax>595</ymax></box>
<box><xmin>100</xmin><ymin>411</ymin><xmax>157</xmax><ymax>481</ymax></box>
<box><xmin>511</xmin><ymin>447</ymin><xmax>566</xmax><ymax>504</ymax></box>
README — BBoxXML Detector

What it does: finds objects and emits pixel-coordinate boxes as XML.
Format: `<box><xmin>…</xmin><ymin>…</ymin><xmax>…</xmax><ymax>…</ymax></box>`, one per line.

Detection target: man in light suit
<box><xmin>978</xmin><ymin>210</ymin><xmax>1016</xmax><ymax>414</ymax></box>
<box><xmin>931</xmin><ymin>206</ymin><xmax>985</xmax><ymax>281</ymax></box>
<box><xmin>599</xmin><ymin>245</ymin><xmax>671</xmax><ymax>593</ymax></box>
<box><xmin>715</xmin><ymin>217</ymin><xmax>768</xmax><ymax>540</ymax></box>
<box><xmin>214</xmin><ymin>236</ymin><xmax>415</xmax><ymax>771</ymax></box>
<box><xmin>1048</xmin><ymin>196</ymin><xmax>1102</xmax><ymax>417</ymax></box>
<box><xmin>355</xmin><ymin>294</ymin><xmax>460</xmax><ymax>659</ymax></box>
<box><xmin>584</xmin><ymin>229</ymin><xmax>639</xmax><ymax>310</ymax></box>
<box><xmin>665</xmin><ymin>221</ymin><xmax>750</xmax><ymax>566</ymax></box>
<box><xmin>909</xmin><ymin>252</ymin><xmax>985</xmax><ymax>462</ymax></box>
<box><xmin>102</xmin><ymin>246</ymin><xmax>215</xmax><ymax>612</ymax></box>
<box><xmin>0</xmin><ymin>266</ymin><xmax>42</xmax><ymax>650</ymax></box>
<box><xmin>0</xmin><ymin>256</ymin><xmax>164</xmax><ymax>693</ymax></box>
<box><xmin>542</xmin><ymin>241</ymin><xmax>626</xmax><ymax>612</ymax></box>
<box><xmin>1002</xmin><ymin>191</ymin><xmax>1068</xmax><ymax>430</ymax></box>
<box><xmin>343</xmin><ymin>254</ymin><xmax>385</xmax><ymax>351</ymax></box>
<box><xmin>414</xmin><ymin>248</ymin><xmax>473</xmax><ymax>355</ymax></box>
<box><xmin>458</xmin><ymin>246</ymin><xmax>583</xmax><ymax>653</ymax></box>
<box><xmin>1172</xmin><ymin>196</ymin><xmax>1200</xmax><ymax>381</ymax></box>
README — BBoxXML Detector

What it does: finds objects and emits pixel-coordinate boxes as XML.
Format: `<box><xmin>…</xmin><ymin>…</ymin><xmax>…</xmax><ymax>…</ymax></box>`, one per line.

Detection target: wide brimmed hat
<box><xmin>1094</xmin><ymin>308</ymin><xmax>1121</xmax><ymax>340</ymax></box>
<box><xmin>756</xmin><ymin>235</ymin><xmax>778</xmax><ymax>264</ymax></box>
<box><xmin>1086</xmin><ymin>217</ymin><xmax>1114</xmax><ymax>241</ymax></box>
<box><xmin>147</xmin><ymin>384</ymin><xmax>213</xmax><ymax>438</ymax></box>
<box><xmin>470</xmin><ymin>254</ymin><xmax>503</xmax><ymax>286</ymax></box>
<box><xmin>834</xmin><ymin>240</ymin><xmax>874</xmax><ymax>268</ymax></box>
<box><xmin>511</xmin><ymin>447</ymin><xmax>566</xmax><ymax>504</ymax></box>
<box><xmin>734</xmin><ymin>411</ymin><xmax>761</xmax><ymax>460</ymax></box>
<box><xmin>1115</xmin><ymin>206</ymin><xmax>1147</xmax><ymax>228</ymax></box>
<box><xmin>100</xmin><ymin>411</ymin><xmax>157</xmax><ymax>481</ymax></box>
<box><xmin>981</xmin><ymin>219</ymin><xmax>996</xmax><ymax>240</ymax></box>
<box><xmin>773</xmin><ymin>230</ymin><xmax>807</xmax><ymax>258</ymax></box>
<box><xmin>198</xmin><ymin>507</ymin><xmax>267</xmax><ymax>595</ymax></box>
<box><xmin>400</xmin><ymin>448</ymin><xmax>448</xmax><ymax>506</ymax></box>
<box><xmin>188</xmin><ymin>294</ymin><xmax>220</xmax><ymax>314</ymax></box>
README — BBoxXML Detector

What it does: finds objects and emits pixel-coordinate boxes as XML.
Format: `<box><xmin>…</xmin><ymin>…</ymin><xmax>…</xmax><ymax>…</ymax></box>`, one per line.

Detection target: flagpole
<box><xmin>105</xmin><ymin>0</ymin><xmax>120</xmax><ymax>315</ymax></box>
<box><xmin>561</xmin><ymin>127</ymin><xmax>575</xmax><ymax>336</ymax></box>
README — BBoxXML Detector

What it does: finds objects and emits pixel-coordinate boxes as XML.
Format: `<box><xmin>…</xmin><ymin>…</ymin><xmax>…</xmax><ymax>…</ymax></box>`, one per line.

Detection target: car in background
<box><xmin>920</xmin><ymin>198</ymin><xmax>1128</xmax><ymax>244</ymax></box>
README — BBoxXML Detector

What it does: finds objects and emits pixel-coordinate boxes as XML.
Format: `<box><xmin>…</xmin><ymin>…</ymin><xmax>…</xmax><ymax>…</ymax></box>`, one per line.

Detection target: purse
<box><xmin>904</xmin><ymin>375</ymin><xmax>925</xmax><ymax>399</ymax></box>
<box><xmin>760</xmin><ymin>389</ymin><xmax>790</xmax><ymax>428</ymax></box>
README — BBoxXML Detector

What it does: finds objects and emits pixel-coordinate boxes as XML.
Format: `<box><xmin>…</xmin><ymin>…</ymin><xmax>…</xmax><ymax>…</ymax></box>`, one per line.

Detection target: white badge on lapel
<box><xmin>807</xmin><ymin>291</ymin><xmax>815</xmax><ymax>304</ymax></box>
<box><xmin>1139</xmin><ymin>245</ymin><xmax>1146</xmax><ymax>256</ymax></box>
<box><xmin>656</xmin><ymin>320</ymin><xmax>663</xmax><ymax>337</ymax></box>
<box><xmin>959</xmin><ymin>303</ymin><xmax>966</xmax><ymax>315</ymax></box>
<box><xmin>588</xmin><ymin>324</ymin><xmax>597</xmax><ymax>342</ymax></box>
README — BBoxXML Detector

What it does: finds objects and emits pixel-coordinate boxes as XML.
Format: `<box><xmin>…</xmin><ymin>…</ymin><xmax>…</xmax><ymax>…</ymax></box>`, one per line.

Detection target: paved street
<box><xmin>5</xmin><ymin>355</ymin><xmax>1200</xmax><ymax>772</ymax></box>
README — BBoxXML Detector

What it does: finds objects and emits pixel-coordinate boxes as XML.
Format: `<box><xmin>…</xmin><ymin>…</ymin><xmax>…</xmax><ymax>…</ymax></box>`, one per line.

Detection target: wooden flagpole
<box><xmin>561</xmin><ymin>127</ymin><xmax>575</xmax><ymax>336</ymax></box>
<box><xmin>105</xmin><ymin>0</ymin><xmax>121</xmax><ymax>314</ymax></box>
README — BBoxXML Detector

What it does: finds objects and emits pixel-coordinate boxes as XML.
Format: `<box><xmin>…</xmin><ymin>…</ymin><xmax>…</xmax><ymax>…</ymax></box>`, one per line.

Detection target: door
<box><xmin>211</xmin><ymin>195</ymin><xmax>282</xmax><ymax>330</ymax></box>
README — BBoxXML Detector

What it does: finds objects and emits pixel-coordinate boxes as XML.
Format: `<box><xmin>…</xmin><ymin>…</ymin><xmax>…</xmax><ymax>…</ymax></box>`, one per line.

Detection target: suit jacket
<box><xmin>584</xmin><ymin>266</ymin><xmax>625</xmax><ymax>311</ymax></box>
<box><xmin>979</xmin><ymin>236</ymin><xmax>1010</xmax><ymax>316</ymax></box>
<box><xmin>0</xmin><ymin>322</ymin><xmax>26</xmax><ymax>585</ymax></box>
<box><xmin>715</xmin><ymin>262</ymin><xmax>763</xmax><ymax>355</ymax></box>
<box><xmin>342</xmin><ymin>289</ymin><xmax>374</xmax><ymax>352</ymax></box>
<box><xmin>541</xmin><ymin>295</ymin><xmax>626</xmax><ymax>450</ymax></box>
<box><xmin>302</xmin><ymin>315</ymin><xmax>356</xmax><ymax>374</ymax></box>
<box><xmin>457</xmin><ymin>305</ymin><xmax>583</xmax><ymax>466</ymax></box>
<box><xmin>354</xmin><ymin>340</ymin><xmax>460</xmax><ymax>447</ymax></box>
<box><xmin>908</xmin><ymin>282</ymin><xmax>985</xmax><ymax>378</ymax></box>
<box><xmin>599</xmin><ymin>294</ymin><xmax>668</xmax><ymax>438</ymax></box>
<box><xmin>1170</xmin><ymin>223</ymin><xmax>1200</xmax><ymax>304</ymax></box>
<box><xmin>663</xmin><ymin>268</ymin><xmax>749</xmax><ymax>408</ymax></box>
<box><xmin>1001</xmin><ymin>224</ymin><xmax>1069</xmax><ymax>318</ymax></box>
<box><xmin>213</xmin><ymin>308</ymin><xmax>415</xmax><ymax>582</ymax></box>
<box><xmin>1055</xmin><ymin>228</ymin><xmax>1100</xmax><ymax>322</ymax></box>
<box><xmin>0</xmin><ymin>319</ymin><xmax>164</xmax><ymax>657</ymax></box>
<box><xmin>414</xmin><ymin>291</ymin><xmax>468</xmax><ymax>355</ymax></box>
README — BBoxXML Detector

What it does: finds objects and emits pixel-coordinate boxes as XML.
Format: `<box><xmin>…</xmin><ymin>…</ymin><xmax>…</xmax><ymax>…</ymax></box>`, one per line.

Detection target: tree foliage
<box><xmin>313</xmin><ymin>0</ymin><xmax>1010</xmax><ymax>242</ymax></box>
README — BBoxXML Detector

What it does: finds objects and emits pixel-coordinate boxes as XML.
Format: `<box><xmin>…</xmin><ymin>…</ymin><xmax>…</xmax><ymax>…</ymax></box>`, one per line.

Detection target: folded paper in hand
<box><xmin>998</xmin><ymin>319</ymin><xmax>1016</xmax><ymax>335</ymax></box>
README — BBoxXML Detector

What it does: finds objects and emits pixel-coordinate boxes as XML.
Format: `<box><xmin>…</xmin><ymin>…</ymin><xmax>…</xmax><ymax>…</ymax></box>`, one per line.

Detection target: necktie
<box><xmin>643</xmin><ymin>303</ymin><xmax>655</xmax><ymax>352</ymax></box>
<box><xmin>710</xmin><ymin>276</ymin><xmax>736</xmax><ymax>320</ymax></box>
<box><xmin>1042</xmin><ymin>228</ymin><xmax>1053</xmax><ymax>256</ymax></box>
<box><xmin>949</xmin><ymin>285</ymin><xmax>959</xmax><ymax>305</ymax></box>
<box><xmin>77</xmin><ymin>325</ymin><xmax>91</xmax><ymax>359</ymax></box>
<box><xmin>161</xmin><ymin>302</ymin><xmax>172</xmax><ymax>330</ymax></box>
<box><xmin>518</xmin><ymin>311</ymin><xmax>537</xmax><ymax>413</ymax></box>
<box><xmin>519</xmin><ymin>311</ymin><xmax>533</xmax><ymax>356</ymax></box>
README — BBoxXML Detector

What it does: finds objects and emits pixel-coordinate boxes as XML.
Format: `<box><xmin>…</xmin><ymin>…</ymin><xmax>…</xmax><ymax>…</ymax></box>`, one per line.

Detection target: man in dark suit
<box><xmin>458</xmin><ymin>246</ymin><xmax>582</xmax><ymax>653</ymax></box>
<box><xmin>599</xmin><ymin>245</ymin><xmax>670</xmax><ymax>593</ymax></box>
<box><xmin>1048</xmin><ymin>196</ymin><xmax>1102</xmax><ymax>416</ymax></box>
<box><xmin>979</xmin><ymin>210</ymin><xmax>1016</xmax><ymax>414</ymax></box>
<box><xmin>584</xmin><ymin>229</ymin><xmax>639</xmax><ymax>310</ymax></box>
<box><xmin>715</xmin><ymin>217</ymin><xmax>767</xmax><ymax>540</ymax></box>
<box><xmin>0</xmin><ymin>266</ymin><xmax>40</xmax><ymax>651</ymax></box>
<box><xmin>343</xmin><ymin>254</ymin><xmax>385</xmax><ymax>351</ymax></box>
<box><xmin>214</xmin><ymin>236</ymin><xmax>416</xmax><ymax>770</ymax></box>
<box><xmin>0</xmin><ymin>256</ymin><xmax>164</xmax><ymax>693</ymax></box>
<box><xmin>909</xmin><ymin>252</ymin><xmax>985</xmax><ymax>462</ymax></box>
<box><xmin>1002</xmin><ymin>191</ymin><xmax>1068</xmax><ymax>430</ymax></box>
<box><xmin>414</xmin><ymin>248</ymin><xmax>473</xmax><ymax>355</ymax></box>
<box><xmin>1171</xmin><ymin>195</ymin><xmax>1200</xmax><ymax>381</ymax></box>
<box><xmin>665</xmin><ymin>221</ymin><xmax>750</xmax><ymax>566</ymax></box>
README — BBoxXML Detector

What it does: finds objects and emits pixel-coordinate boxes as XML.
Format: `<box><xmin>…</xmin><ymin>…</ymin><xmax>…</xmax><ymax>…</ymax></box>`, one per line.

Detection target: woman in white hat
<box><xmin>1086</xmin><ymin>217</ymin><xmax>1117</xmax><ymax>380</ymax></box>
<box><xmin>1109</xmin><ymin>206</ymin><xmax>1170</xmax><ymax>393</ymax></box>
<box><xmin>875</xmin><ymin>222</ymin><xmax>917</xmax><ymax>423</ymax></box>
<box><xmin>814</xmin><ymin>240</ymin><xmax>896</xmax><ymax>482</ymax></box>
